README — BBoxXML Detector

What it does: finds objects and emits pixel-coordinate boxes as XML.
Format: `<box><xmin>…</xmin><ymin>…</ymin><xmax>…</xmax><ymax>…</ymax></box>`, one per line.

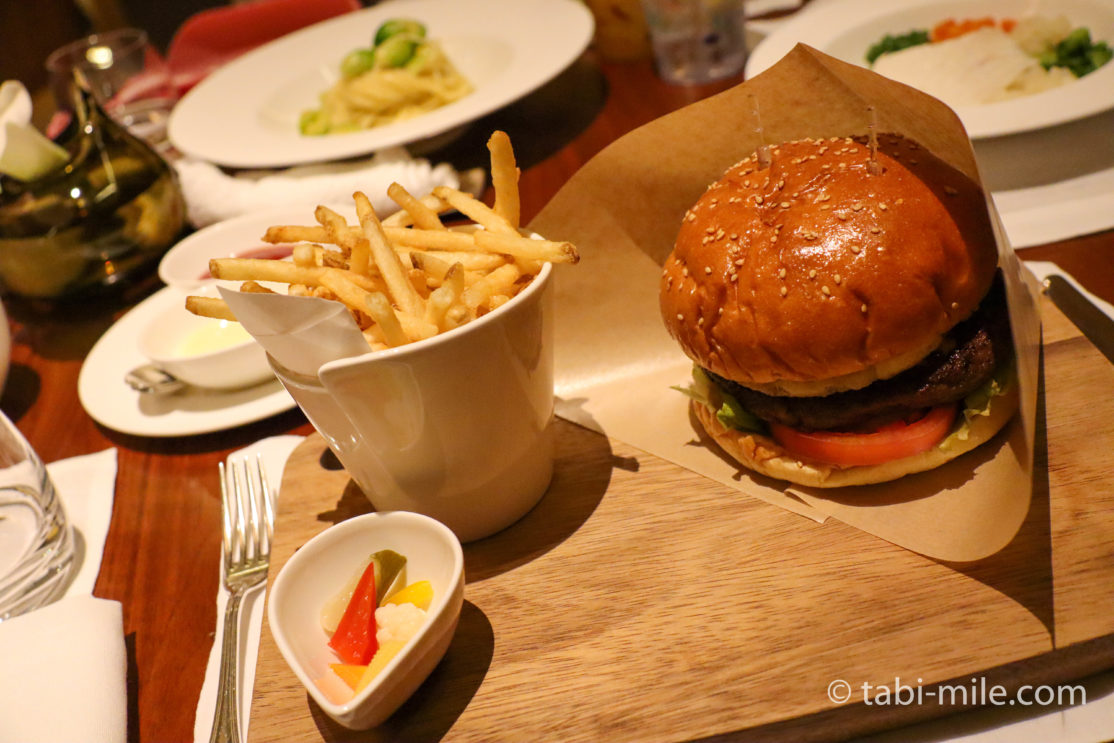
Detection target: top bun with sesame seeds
<box><xmin>660</xmin><ymin>134</ymin><xmax>999</xmax><ymax>398</ymax></box>
<box><xmin>659</xmin><ymin>134</ymin><xmax>1018</xmax><ymax>488</ymax></box>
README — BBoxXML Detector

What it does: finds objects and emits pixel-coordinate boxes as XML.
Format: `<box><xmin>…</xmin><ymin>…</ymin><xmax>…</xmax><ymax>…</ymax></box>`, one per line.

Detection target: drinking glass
<box><xmin>640</xmin><ymin>0</ymin><xmax>747</xmax><ymax>85</ymax></box>
<box><xmin>0</xmin><ymin>412</ymin><xmax>74</xmax><ymax>621</ymax></box>
<box><xmin>585</xmin><ymin>0</ymin><xmax>653</xmax><ymax>61</ymax></box>
<box><xmin>45</xmin><ymin>28</ymin><xmax>176</xmax><ymax>147</ymax></box>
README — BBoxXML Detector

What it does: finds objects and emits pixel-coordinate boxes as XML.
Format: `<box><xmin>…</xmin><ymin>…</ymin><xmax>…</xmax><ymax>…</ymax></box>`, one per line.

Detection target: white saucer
<box><xmin>78</xmin><ymin>286</ymin><xmax>296</xmax><ymax>437</ymax></box>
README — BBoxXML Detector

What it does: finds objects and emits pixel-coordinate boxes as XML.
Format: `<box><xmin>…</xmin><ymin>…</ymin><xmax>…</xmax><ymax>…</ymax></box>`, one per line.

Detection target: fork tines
<box><xmin>219</xmin><ymin>454</ymin><xmax>274</xmax><ymax>571</ymax></box>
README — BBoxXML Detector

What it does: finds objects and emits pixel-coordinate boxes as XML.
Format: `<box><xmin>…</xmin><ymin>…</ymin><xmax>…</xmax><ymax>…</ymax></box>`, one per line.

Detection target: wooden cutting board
<box><xmin>248</xmin><ymin>295</ymin><xmax>1114</xmax><ymax>742</ymax></box>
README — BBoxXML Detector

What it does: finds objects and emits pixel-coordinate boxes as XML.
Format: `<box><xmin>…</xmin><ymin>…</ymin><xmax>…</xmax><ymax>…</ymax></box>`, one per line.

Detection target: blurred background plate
<box><xmin>745</xmin><ymin>0</ymin><xmax>1114</xmax><ymax>139</ymax></box>
<box><xmin>167</xmin><ymin>0</ymin><xmax>593</xmax><ymax>168</ymax></box>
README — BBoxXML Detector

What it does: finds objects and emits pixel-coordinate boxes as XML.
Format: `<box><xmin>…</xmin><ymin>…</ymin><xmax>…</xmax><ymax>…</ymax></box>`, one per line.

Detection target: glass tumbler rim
<box><xmin>45</xmin><ymin>27</ymin><xmax>152</xmax><ymax>76</ymax></box>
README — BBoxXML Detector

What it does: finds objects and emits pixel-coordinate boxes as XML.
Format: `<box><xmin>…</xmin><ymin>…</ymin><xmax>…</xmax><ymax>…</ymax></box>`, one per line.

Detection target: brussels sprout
<box><xmin>375</xmin><ymin>36</ymin><xmax>420</xmax><ymax>68</ymax></box>
<box><xmin>405</xmin><ymin>43</ymin><xmax>435</xmax><ymax>72</ymax></box>
<box><xmin>373</xmin><ymin>18</ymin><xmax>427</xmax><ymax>47</ymax></box>
<box><xmin>299</xmin><ymin>109</ymin><xmax>329</xmax><ymax>136</ymax></box>
<box><xmin>340</xmin><ymin>48</ymin><xmax>375</xmax><ymax>79</ymax></box>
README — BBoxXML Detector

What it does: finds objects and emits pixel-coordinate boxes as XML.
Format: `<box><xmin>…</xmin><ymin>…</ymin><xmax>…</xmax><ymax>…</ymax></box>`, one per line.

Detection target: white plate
<box><xmin>168</xmin><ymin>0</ymin><xmax>594</xmax><ymax>167</ymax></box>
<box><xmin>745</xmin><ymin>0</ymin><xmax>1114</xmax><ymax>139</ymax></box>
<box><xmin>158</xmin><ymin>205</ymin><xmax>348</xmax><ymax>291</ymax></box>
<box><xmin>78</xmin><ymin>286</ymin><xmax>296</xmax><ymax>437</ymax></box>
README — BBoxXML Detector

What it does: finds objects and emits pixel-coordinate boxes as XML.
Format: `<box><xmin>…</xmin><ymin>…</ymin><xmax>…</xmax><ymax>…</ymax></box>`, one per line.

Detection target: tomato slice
<box><xmin>770</xmin><ymin>406</ymin><xmax>958</xmax><ymax>467</ymax></box>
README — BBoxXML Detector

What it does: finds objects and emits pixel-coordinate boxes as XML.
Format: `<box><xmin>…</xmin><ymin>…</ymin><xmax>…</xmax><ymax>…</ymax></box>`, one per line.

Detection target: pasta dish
<box><xmin>300</xmin><ymin>18</ymin><xmax>473</xmax><ymax>136</ymax></box>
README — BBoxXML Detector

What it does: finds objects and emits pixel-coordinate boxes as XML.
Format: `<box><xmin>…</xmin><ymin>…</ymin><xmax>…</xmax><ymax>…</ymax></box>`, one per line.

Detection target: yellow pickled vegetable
<box><xmin>354</xmin><ymin>640</ymin><xmax>407</xmax><ymax>692</ymax></box>
<box><xmin>384</xmin><ymin>580</ymin><xmax>434</xmax><ymax>611</ymax></box>
<box><xmin>328</xmin><ymin>663</ymin><xmax>367</xmax><ymax>690</ymax></box>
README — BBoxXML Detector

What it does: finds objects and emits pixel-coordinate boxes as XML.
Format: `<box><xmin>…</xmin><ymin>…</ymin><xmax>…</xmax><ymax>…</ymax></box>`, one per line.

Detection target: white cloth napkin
<box><xmin>174</xmin><ymin>147</ymin><xmax>465</xmax><ymax>229</ymax></box>
<box><xmin>988</xmin><ymin>128</ymin><xmax>1114</xmax><ymax>249</ymax></box>
<box><xmin>193</xmin><ymin>435</ymin><xmax>305</xmax><ymax>743</ymax></box>
<box><xmin>0</xmin><ymin>595</ymin><xmax>125</xmax><ymax>743</ymax></box>
<box><xmin>50</xmin><ymin>449</ymin><xmax>118</xmax><ymax>596</ymax></box>
<box><xmin>0</xmin><ymin>449</ymin><xmax>122</xmax><ymax>743</ymax></box>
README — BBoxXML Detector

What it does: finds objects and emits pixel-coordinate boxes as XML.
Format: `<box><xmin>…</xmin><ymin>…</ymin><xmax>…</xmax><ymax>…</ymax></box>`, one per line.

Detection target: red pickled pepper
<box><xmin>328</xmin><ymin>560</ymin><xmax>379</xmax><ymax>664</ymax></box>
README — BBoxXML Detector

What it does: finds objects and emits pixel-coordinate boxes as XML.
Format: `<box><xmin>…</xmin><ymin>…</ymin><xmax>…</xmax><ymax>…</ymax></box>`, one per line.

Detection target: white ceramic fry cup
<box><xmin>270</xmin><ymin>263</ymin><xmax>554</xmax><ymax>542</ymax></box>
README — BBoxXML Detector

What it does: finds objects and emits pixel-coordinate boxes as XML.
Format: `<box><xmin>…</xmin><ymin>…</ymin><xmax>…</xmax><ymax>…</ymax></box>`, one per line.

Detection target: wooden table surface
<box><xmin>4</xmin><ymin>51</ymin><xmax>1114</xmax><ymax>743</ymax></box>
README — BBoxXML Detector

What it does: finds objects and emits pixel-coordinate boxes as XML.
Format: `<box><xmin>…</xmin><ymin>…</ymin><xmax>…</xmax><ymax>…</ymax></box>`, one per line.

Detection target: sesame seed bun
<box><xmin>659</xmin><ymin>135</ymin><xmax>999</xmax><ymax>396</ymax></box>
<box><xmin>691</xmin><ymin>378</ymin><xmax>1018</xmax><ymax>489</ymax></box>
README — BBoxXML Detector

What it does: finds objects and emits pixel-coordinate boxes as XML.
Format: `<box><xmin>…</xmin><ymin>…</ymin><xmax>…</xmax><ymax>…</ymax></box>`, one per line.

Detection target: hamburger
<box><xmin>659</xmin><ymin>134</ymin><xmax>1018</xmax><ymax>488</ymax></box>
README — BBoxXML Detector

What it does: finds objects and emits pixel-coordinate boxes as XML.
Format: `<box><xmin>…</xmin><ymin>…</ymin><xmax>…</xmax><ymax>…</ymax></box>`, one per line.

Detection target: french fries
<box><xmin>462</xmin><ymin>263</ymin><xmax>521</xmax><ymax>311</ymax></box>
<box><xmin>185</xmin><ymin>295</ymin><xmax>237</xmax><ymax>321</ymax></box>
<box><xmin>364</xmin><ymin>291</ymin><xmax>408</xmax><ymax>347</ymax></box>
<box><xmin>381</xmin><ymin>192</ymin><xmax>451</xmax><ymax>227</ymax></box>
<box><xmin>353</xmin><ymin>191</ymin><xmax>424</xmax><ymax>317</ymax></box>
<box><xmin>185</xmin><ymin>130</ymin><xmax>578</xmax><ymax>350</ymax></box>
<box><xmin>425</xmin><ymin>263</ymin><xmax>467</xmax><ymax>331</ymax></box>
<box><xmin>487</xmin><ymin>130</ymin><xmax>520</xmax><ymax>228</ymax></box>
<box><xmin>473</xmin><ymin>232</ymin><xmax>579</xmax><ymax>263</ymax></box>
<box><xmin>387</xmin><ymin>182</ymin><xmax>446</xmax><ymax>231</ymax></box>
<box><xmin>432</xmin><ymin>186</ymin><xmax>519</xmax><ymax>236</ymax></box>
<box><xmin>209</xmin><ymin>257</ymin><xmax>326</xmax><ymax>285</ymax></box>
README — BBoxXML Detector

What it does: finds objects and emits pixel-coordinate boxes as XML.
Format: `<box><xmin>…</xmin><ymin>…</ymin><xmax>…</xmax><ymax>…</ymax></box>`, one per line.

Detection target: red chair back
<box><xmin>167</xmin><ymin>0</ymin><xmax>361</xmax><ymax>94</ymax></box>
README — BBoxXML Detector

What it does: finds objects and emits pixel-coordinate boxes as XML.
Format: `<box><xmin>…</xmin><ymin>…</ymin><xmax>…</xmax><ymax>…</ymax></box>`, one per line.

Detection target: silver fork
<box><xmin>210</xmin><ymin>454</ymin><xmax>274</xmax><ymax>743</ymax></box>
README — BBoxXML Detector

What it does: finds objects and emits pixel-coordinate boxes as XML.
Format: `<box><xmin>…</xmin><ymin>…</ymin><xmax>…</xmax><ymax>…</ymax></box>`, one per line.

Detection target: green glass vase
<box><xmin>0</xmin><ymin>77</ymin><xmax>184</xmax><ymax>302</ymax></box>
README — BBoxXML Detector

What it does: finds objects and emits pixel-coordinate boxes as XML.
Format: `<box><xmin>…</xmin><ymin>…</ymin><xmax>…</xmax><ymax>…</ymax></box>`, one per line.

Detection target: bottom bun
<box><xmin>692</xmin><ymin>385</ymin><xmax>1020</xmax><ymax>489</ymax></box>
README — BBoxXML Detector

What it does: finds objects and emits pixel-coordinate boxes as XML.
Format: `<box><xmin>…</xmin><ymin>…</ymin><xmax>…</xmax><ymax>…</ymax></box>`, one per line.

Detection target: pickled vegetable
<box><xmin>384</xmin><ymin>580</ymin><xmax>434</xmax><ymax>611</ymax></box>
<box><xmin>355</xmin><ymin>640</ymin><xmax>407</xmax><ymax>692</ymax></box>
<box><xmin>327</xmin><ymin>559</ymin><xmax>379</xmax><ymax>664</ymax></box>
<box><xmin>320</xmin><ymin>549</ymin><xmax>406</xmax><ymax>633</ymax></box>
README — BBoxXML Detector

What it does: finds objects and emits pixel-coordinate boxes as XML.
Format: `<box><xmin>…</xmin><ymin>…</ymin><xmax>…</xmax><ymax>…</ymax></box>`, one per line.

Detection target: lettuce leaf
<box><xmin>672</xmin><ymin>366</ymin><xmax>767</xmax><ymax>435</ymax></box>
<box><xmin>939</xmin><ymin>359</ymin><xmax>1014</xmax><ymax>451</ymax></box>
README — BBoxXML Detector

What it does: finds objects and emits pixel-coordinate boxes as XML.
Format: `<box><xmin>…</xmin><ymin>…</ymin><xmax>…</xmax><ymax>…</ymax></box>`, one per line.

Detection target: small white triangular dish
<box><xmin>267</xmin><ymin>511</ymin><xmax>464</xmax><ymax>729</ymax></box>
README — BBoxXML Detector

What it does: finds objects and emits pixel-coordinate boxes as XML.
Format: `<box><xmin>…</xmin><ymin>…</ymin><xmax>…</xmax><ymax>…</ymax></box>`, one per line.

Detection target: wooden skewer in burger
<box><xmin>659</xmin><ymin>133</ymin><xmax>1018</xmax><ymax>488</ymax></box>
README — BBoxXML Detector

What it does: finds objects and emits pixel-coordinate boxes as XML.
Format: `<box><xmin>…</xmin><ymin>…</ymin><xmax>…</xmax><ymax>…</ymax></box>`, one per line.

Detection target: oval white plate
<box><xmin>746</xmin><ymin>0</ymin><xmax>1114</xmax><ymax>139</ymax></box>
<box><xmin>158</xmin><ymin>204</ymin><xmax>354</xmax><ymax>292</ymax></box>
<box><xmin>168</xmin><ymin>0</ymin><xmax>593</xmax><ymax>167</ymax></box>
<box><xmin>78</xmin><ymin>286</ymin><xmax>295</xmax><ymax>437</ymax></box>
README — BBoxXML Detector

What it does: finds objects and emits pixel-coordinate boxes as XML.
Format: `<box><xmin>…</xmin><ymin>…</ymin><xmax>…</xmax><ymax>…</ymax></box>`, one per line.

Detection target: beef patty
<box><xmin>707</xmin><ymin>277</ymin><xmax>1012</xmax><ymax>432</ymax></box>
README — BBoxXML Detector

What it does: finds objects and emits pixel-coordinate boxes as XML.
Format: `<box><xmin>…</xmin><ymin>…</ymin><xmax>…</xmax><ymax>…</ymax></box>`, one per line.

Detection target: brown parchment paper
<box><xmin>529</xmin><ymin>44</ymin><xmax>1041</xmax><ymax>562</ymax></box>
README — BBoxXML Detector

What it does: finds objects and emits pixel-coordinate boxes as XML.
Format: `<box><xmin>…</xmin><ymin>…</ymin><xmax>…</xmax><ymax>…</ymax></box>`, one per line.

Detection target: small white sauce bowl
<box><xmin>267</xmin><ymin>511</ymin><xmax>464</xmax><ymax>730</ymax></box>
<box><xmin>137</xmin><ymin>286</ymin><xmax>273</xmax><ymax>390</ymax></box>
